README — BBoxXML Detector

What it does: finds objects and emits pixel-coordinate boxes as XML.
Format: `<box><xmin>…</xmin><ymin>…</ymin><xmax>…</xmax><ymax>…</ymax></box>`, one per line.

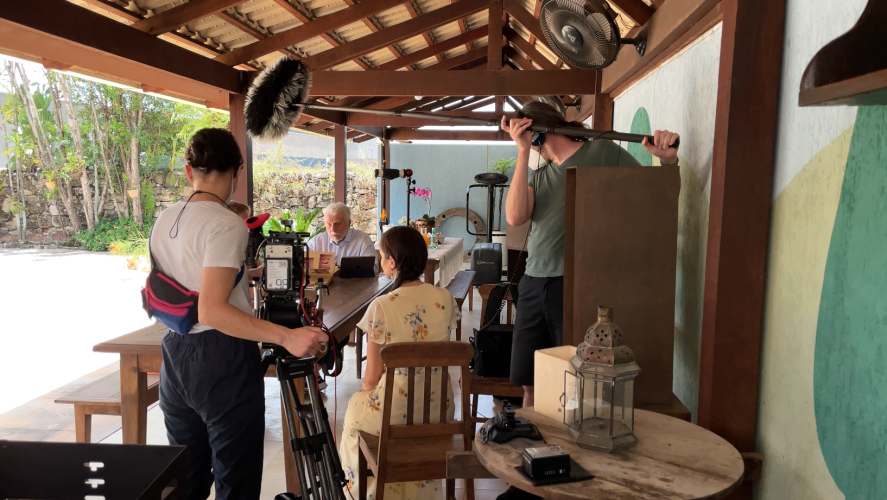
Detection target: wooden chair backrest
<box><xmin>478</xmin><ymin>284</ymin><xmax>515</xmax><ymax>326</ymax></box>
<box><xmin>378</xmin><ymin>342</ymin><xmax>474</xmax><ymax>446</ymax></box>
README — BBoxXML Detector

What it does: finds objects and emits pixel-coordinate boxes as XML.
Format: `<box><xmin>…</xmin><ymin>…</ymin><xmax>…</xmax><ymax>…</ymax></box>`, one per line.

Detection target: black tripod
<box><xmin>262</xmin><ymin>345</ymin><xmax>347</xmax><ymax>500</ymax></box>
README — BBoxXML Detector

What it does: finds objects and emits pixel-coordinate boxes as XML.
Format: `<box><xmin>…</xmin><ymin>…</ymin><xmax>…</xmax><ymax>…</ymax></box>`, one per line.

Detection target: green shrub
<box><xmin>75</xmin><ymin>217</ymin><xmax>153</xmax><ymax>251</ymax></box>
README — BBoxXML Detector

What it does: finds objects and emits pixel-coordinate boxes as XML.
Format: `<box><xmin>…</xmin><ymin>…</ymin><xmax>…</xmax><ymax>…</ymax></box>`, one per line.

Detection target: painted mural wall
<box><xmin>755</xmin><ymin>0</ymin><xmax>883</xmax><ymax>498</ymax></box>
<box><xmin>610</xmin><ymin>24</ymin><xmax>722</xmax><ymax>421</ymax></box>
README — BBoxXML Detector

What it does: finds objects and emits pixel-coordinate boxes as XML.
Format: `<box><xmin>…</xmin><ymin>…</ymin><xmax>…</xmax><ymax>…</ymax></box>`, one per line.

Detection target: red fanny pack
<box><xmin>141</xmin><ymin>237</ymin><xmax>243</xmax><ymax>334</ymax></box>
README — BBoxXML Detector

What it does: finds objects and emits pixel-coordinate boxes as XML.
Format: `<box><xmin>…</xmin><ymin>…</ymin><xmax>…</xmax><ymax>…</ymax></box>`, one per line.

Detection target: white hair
<box><xmin>323</xmin><ymin>202</ymin><xmax>351</xmax><ymax>220</ymax></box>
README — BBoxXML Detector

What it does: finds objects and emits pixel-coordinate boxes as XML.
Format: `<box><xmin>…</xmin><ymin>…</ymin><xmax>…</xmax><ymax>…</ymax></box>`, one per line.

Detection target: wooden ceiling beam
<box><xmin>503</xmin><ymin>46</ymin><xmax>536</xmax><ymax>70</ymax></box>
<box><xmin>365</xmin><ymin>96</ymin><xmax>418</xmax><ymax>109</ymax></box>
<box><xmin>390</xmin><ymin>96</ymin><xmax>441</xmax><ymax>111</ymax></box>
<box><xmin>503</xmin><ymin>0</ymin><xmax>546</xmax><ymax>45</ymax></box>
<box><xmin>602</xmin><ymin>0</ymin><xmax>720</xmax><ymax>93</ymax></box>
<box><xmin>310</xmin><ymin>69</ymin><xmax>596</xmax><ymax>95</ymax></box>
<box><xmin>0</xmin><ymin>0</ymin><xmax>241</xmax><ymax>94</ymax></box>
<box><xmin>608</xmin><ymin>0</ymin><xmax>656</xmax><ymax>26</ymax></box>
<box><xmin>345</xmin><ymin>110</ymin><xmax>509</xmax><ymax>128</ymax></box>
<box><xmin>214</xmin><ymin>0</ymin><xmax>407</xmax><ymax>65</ymax></box>
<box><xmin>419</xmin><ymin>95</ymin><xmax>465</xmax><ymax>110</ymax></box>
<box><xmin>302</xmin><ymin>0</ymin><xmax>488</xmax><ymax>70</ymax></box>
<box><xmin>306</xmin><ymin>120</ymin><xmax>337</xmax><ymax>132</ymax></box>
<box><xmin>130</xmin><ymin>0</ymin><xmax>243</xmax><ymax>36</ymax></box>
<box><xmin>403</xmin><ymin>1</ymin><xmax>441</xmax><ymax>62</ymax></box>
<box><xmin>354</xmin><ymin>134</ymin><xmax>377</xmax><ymax>143</ymax></box>
<box><xmin>425</xmin><ymin>47</ymin><xmax>487</xmax><ymax>71</ymax></box>
<box><xmin>373</xmin><ymin>26</ymin><xmax>489</xmax><ymax>71</ymax></box>
<box><xmin>389</xmin><ymin>129</ymin><xmax>511</xmax><ymax>141</ymax></box>
<box><xmin>527</xmin><ymin>0</ymin><xmax>542</xmax><ymax>45</ymax></box>
<box><xmin>503</xmin><ymin>26</ymin><xmax>557</xmax><ymax>70</ymax></box>
<box><xmin>453</xmin><ymin>95</ymin><xmax>494</xmax><ymax>110</ymax></box>
<box><xmin>450</xmin><ymin>55</ymin><xmax>488</xmax><ymax>71</ymax></box>
<box><xmin>451</xmin><ymin>0</ymin><xmax>473</xmax><ymax>51</ymax></box>
<box><xmin>488</xmin><ymin>0</ymin><xmax>504</xmax><ymax>70</ymax></box>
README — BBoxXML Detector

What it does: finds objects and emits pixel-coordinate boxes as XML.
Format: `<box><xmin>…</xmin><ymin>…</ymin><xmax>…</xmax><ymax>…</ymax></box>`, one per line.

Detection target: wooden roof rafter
<box><xmin>301</xmin><ymin>0</ymin><xmax>488</xmax><ymax>71</ymax></box>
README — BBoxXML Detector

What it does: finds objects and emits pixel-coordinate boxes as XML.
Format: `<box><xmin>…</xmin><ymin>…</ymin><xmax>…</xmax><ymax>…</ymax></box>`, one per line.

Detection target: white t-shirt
<box><xmin>150</xmin><ymin>200</ymin><xmax>252</xmax><ymax>333</ymax></box>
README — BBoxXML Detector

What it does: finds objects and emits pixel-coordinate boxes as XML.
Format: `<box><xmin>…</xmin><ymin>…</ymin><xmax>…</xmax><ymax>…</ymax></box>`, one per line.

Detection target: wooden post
<box><xmin>591</xmin><ymin>72</ymin><xmax>613</xmax><ymax>130</ymax></box>
<box><xmin>228</xmin><ymin>92</ymin><xmax>253</xmax><ymax>208</ymax></box>
<box><xmin>698</xmin><ymin>1</ymin><xmax>786</xmax><ymax>498</ymax></box>
<box><xmin>382</xmin><ymin>135</ymin><xmax>391</xmax><ymax>216</ymax></box>
<box><xmin>487</xmin><ymin>0</ymin><xmax>504</xmax><ymax>70</ymax></box>
<box><xmin>334</xmin><ymin>125</ymin><xmax>347</xmax><ymax>203</ymax></box>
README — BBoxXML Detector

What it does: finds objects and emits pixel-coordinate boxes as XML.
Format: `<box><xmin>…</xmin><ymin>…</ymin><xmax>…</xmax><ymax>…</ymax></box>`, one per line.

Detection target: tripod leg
<box><xmin>305</xmin><ymin>370</ymin><xmax>347</xmax><ymax>495</ymax></box>
<box><xmin>303</xmin><ymin>371</ymin><xmax>347</xmax><ymax>500</ymax></box>
<box><xmin>280</xmin><ymin>377</ymin><xmax>311</xmax><ymax>499</ymax></box>
<box><xmin>288</xmin><ymin>378</ymin><xmax>325</xmax><ymax>499</ymax></box>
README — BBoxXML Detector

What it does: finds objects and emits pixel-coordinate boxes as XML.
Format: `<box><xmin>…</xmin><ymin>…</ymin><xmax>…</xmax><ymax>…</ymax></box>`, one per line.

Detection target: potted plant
<box><xmin>414</xmin><ymin>214</ymin><xmax>436</xmax><ymax>231</ymax></box>
<box><xmin>490</xmin><ymin>157</ymin><xmax>516</xmax><ymax>230</ymax></box>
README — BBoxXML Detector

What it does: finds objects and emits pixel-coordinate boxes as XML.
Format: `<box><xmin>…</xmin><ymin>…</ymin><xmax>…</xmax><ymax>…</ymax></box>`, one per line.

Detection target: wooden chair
<box><xmin>469</xmin><ymin>284</ymin><xmax>524</xmax><ymax>426</ymax></box>
<box><xmin>445</xmin><ymin>270</ymin><xmax>475</xmax><ymax>342</ymax></box>
<box><xmin>356</xmin><ymin>342</ymin><xmax>475</xmax><ymax>500</ymax></box>
<box><xmin>55</xmin><ymin>371</ymin><xmax>160</xmax><ymax>443</ymax></box>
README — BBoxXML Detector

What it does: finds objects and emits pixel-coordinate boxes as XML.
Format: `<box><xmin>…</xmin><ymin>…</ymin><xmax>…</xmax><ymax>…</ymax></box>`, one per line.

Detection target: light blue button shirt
<box><xmin>308</xmin><ymin>227</ymin><xmax>378</xmax><ymax>272</ymax></box>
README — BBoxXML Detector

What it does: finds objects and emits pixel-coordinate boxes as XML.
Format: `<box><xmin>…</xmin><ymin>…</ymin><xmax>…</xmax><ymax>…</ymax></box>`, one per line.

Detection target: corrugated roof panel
<box><xmin>138</xmin><ymin>0</ymin><xmax>183</xmax><ymax>13</ymax></box>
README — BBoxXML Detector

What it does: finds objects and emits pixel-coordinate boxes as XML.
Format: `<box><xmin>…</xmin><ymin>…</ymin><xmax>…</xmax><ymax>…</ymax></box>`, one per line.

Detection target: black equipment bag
<box><xmin>470</xmin><ymin>282</ymin><xmax>519</xmax><ymax>378</ymax></box>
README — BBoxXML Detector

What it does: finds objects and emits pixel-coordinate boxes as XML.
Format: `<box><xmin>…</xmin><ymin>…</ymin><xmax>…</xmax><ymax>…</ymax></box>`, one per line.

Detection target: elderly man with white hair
<box><xmin>308</xmin><ymin>202</ymin><xmax>378</xmax><ymax>272</ymax></box>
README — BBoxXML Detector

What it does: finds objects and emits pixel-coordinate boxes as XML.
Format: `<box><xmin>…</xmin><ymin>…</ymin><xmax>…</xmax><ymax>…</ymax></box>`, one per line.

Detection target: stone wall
<box><xmin>254</xmin><ymin>170</ymin><xmax>377</xmax><ymax>238</ymax></box>
<box><xmin>1</xmin><ymin>168</ymin><xmax>377</xmax><ymax>245</ymax></box>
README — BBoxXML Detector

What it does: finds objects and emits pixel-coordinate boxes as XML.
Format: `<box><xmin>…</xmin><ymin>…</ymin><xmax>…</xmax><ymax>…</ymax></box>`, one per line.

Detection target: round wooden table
<box><xmin>475</xmin><ymin>408</ymin><xmax>744</xmax><ymax>500</ymax></box>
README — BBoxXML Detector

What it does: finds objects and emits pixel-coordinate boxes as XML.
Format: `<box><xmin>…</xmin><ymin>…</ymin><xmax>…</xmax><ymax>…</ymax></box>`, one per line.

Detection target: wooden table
<box><xmin>93</xmin><ymin>275</ymin><xmax>391</xmax><ymax>452</ymax></box>
<box><xmin>475</xmin><ymin>408</ymin><xmax>744</xmax><ymax>500</ymax></box>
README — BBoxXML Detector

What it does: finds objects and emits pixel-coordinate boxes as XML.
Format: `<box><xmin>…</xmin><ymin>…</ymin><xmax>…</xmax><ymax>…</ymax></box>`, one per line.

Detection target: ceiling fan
<box><xmin>539</xmin><ymin>0</ymin><xmax>647</xmax><ymax>70</ymax></box>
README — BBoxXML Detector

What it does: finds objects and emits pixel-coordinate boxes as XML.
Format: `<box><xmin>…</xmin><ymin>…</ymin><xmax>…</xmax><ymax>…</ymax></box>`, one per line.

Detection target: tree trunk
<box><xmin>44</xmin><ymin>70</ymin><xmax>83</xmax><ymax>233</ymax></box>
<box><xmin>59</xmin><ymin>74</ymin><xmax>95</xmax><ymax>230</ymax></box>
<box><xmin>13</xmin><ymin>63</ymin><xmax>82</xmax><ymax>233</ymax></box>
<box><xmin>129</xmin><ymin>96</ymin><xmax>144</xmax><ymax>225</ymax></box>
<box><xmin>89</xmin><ymin>83</ymin><xmax>122</xmax><ymax>219</ymax></box>
<box><xmin>8</xmin><ymin>98</ymin><xmax>28</xmax><ymax>242</ymax></box>
<box><xmin>117</xmin><ymin>144</ymin><xmax>130</xmax><ymax>219</ymax></box>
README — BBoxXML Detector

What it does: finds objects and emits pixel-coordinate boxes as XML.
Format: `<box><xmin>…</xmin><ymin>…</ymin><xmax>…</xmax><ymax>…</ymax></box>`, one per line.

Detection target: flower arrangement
<box><xmin>411</xmin><ymin>187</ymin><xmax>433</xmax><ymax>218</ymax></box>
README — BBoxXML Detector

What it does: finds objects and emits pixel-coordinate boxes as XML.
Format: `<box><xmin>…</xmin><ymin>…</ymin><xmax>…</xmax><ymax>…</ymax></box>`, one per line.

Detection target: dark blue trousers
<box><xmin>160</xmin><ymin>330</ymin><xmax>265</xmax><ymax>500</ymax></box>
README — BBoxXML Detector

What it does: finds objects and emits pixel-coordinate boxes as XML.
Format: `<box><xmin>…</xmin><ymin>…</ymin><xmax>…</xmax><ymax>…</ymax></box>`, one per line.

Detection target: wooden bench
<box><xmin>55</xmin><ymin>371</ymin><xmax>160</xmax><ymax>443</ymax></box>
<box><xmin>445</xmin><ymin>270</ymin><xmax>475</xmax><ymax>342</ymax></box>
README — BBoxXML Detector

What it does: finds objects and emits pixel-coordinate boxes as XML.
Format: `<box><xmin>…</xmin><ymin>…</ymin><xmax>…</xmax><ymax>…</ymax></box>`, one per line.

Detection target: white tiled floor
<box><xmin>99</xmin><ymin>287</ymin><xmax>511</xmax><ymax>500</ymax></box>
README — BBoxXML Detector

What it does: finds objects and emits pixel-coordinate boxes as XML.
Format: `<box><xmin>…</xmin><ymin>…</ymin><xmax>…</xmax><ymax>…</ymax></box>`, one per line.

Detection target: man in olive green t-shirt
<box><xmin>503</xmin><ymin>101</ymin><xmax>680</xmax><ymax>408</ymax></box>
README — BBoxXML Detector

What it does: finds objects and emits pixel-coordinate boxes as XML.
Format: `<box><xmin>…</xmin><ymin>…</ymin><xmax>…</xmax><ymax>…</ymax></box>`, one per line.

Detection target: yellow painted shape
<box><xmin>756</xmin><ymin>127</ymin><xmax>853</xmax><ymax>500</ymax></box>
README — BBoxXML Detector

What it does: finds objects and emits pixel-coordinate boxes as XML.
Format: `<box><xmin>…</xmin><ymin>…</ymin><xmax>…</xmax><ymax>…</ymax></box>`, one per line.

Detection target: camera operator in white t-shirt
<box><xmin>150</xmin><ymin>128</ymin><xmax>326</xmax><ymax>500</ymax></box>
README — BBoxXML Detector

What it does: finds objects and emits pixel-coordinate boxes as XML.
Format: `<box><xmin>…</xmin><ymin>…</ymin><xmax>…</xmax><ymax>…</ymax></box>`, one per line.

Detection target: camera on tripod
<box><xmin>244</xmin><ymin>213</ymin><xmax>348</xmax><ymax>500</ymax></box>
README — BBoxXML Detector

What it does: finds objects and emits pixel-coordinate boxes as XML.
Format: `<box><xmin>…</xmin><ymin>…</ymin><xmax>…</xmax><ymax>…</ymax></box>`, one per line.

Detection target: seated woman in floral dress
<box><xmin>340</xmin><ymin>226</ymin><xmax>461</xmax><ymax>500</ymax></box>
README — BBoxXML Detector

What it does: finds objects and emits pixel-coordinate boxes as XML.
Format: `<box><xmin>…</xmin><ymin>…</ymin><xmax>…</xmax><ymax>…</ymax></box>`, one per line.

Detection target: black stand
<box><xmin>262</xmin><ymin>346</ymin><xmax>346</xmax><ymax>500</ymax></box>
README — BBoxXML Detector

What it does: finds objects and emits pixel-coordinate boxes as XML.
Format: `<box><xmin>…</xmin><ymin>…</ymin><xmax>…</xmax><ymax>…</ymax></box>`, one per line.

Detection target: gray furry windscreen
<box><xmin>244</xmin><ymin>58</ymin><xmax>312</xmax><ymax>142</ymax></box>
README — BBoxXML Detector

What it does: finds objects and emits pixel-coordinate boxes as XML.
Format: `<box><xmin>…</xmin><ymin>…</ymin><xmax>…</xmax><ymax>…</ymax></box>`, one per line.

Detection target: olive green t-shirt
<box><xmin>525</xmin><ymin>140</ymin><xmax>641</xmax><ymax>277</ymax></box>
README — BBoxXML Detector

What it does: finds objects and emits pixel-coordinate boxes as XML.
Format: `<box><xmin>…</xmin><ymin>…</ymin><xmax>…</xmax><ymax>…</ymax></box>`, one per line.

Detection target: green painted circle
<box><xmin>627</xmin><ymin>107</ymin><xmax>653</xmax><ymax>165</ymax></box>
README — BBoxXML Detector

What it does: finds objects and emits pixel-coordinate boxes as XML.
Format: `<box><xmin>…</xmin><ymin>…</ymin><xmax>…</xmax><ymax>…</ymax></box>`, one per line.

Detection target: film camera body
<box><xmin>245</xmin><ymin>214</ymin><xmax>343</xmax><ymax>376</ymax></box>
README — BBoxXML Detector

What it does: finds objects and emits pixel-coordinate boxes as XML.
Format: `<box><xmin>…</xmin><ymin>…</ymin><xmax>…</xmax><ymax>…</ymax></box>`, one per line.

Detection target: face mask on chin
<box><xmin>528</xmin><ymin>148</ymin><xmax>551</xmax><ymax>170</ymax></box>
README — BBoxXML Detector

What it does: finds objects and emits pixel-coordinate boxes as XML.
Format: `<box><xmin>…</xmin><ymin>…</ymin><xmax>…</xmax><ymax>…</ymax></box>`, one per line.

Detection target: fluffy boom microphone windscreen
<box><xmin>244</xmin><ymin>58</ymin><xmax>312</xmax><ymax>142</ymax></box>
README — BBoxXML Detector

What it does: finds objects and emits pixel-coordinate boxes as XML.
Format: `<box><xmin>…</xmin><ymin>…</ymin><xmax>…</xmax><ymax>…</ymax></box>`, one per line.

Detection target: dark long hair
<box><xmin>185</xmin><ymin>128</ymin><xmax>243</xmax><ymax>174</ymax></box>
<box><xmin>379</xmin><ymin>226</ymin><xmax>428</xmax><ymax>289</ymax></box>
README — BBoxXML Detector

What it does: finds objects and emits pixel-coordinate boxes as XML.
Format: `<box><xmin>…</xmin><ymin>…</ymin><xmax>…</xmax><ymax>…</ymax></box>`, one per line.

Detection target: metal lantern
<box><xmin>564</xmin><ymin>306</ymin><xmax>640</xmax><ymax>453</ymax></box>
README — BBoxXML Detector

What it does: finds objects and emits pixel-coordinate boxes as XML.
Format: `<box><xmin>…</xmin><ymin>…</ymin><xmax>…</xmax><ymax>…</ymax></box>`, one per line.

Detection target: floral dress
<box><xmin>340</xmin><ymin>283</ymin><xmax>461</xmax><ymax>500</ymax></box>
